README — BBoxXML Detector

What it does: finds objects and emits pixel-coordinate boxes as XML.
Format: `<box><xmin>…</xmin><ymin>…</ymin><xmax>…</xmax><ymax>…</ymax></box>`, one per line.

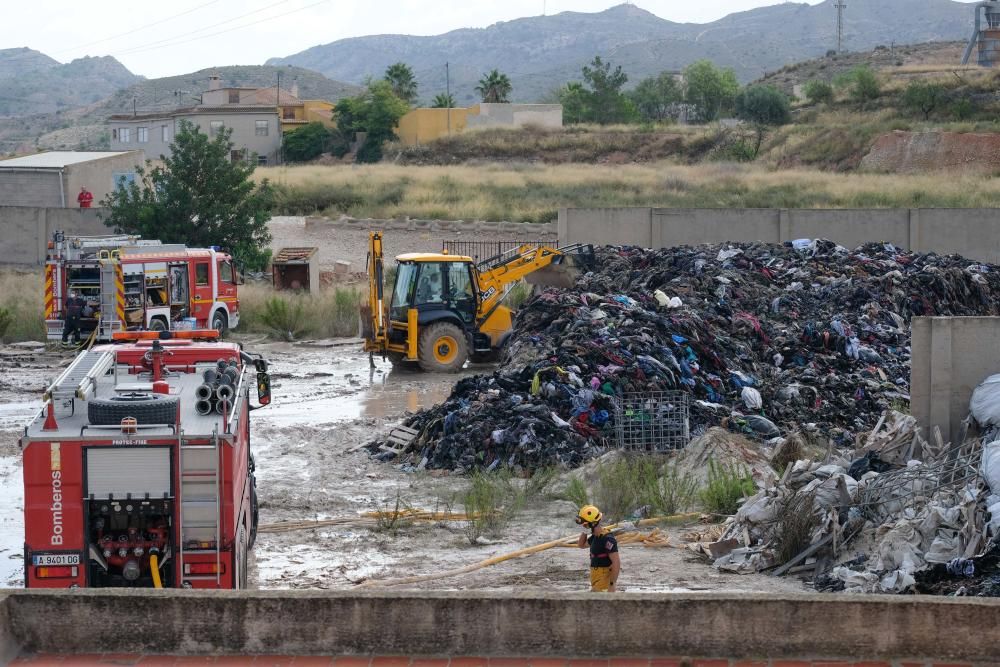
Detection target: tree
<box><xmin>283</xmin><ymin>122</ymin><xmax>348</xmax><ymax>163</ymax></box>
<box><xmin>629</xmin><ymin>71</ymin><xmax>682</xmax><ymax>122</ymax></box>
<box><xmin>581</xmin><ymin>56</ymin><xmax>633</xmax><ymax>125</ymax></box>
<box><xmin>848</xmin><ymin>65</ymin><xmax>880</xmax><ymax>105</ymax></box>
<box><xmin>384</xmin><ymin>62</ymin><xmax>418</xmax><ymax>106</ymax></box>
<box><xmin>734</xmin><ymin>85</ymin><xmax>791</xmax><ymax>158</ymax></box>
<box><xmin>336</xmin><ymin>79</ymin><xmax>410</xmax><ymax>163</ymax></box>
<box><xmin>683</xmin><ymin>60</ymin><xmax>739</xmax><ymax>121</ymax></box>
<box><xmin>476</xmin><ymin>69</ymin><xmax>513</xmax><ymax>103</ymax></box>
<box><xmin>100</xmin><ymin>121</ymin><xmax>273</xmax><ymax>270</ymax></box>
<box><xmin>803</xmin><ymin>80</ymin><xmax>834</xmax><ymax>106</ymax></box>
<box><xmin>558</xmin><ymin>82</ymin><xmax>590</xmax><ymax>124</ymax></box>
<box><xmin>902</xmin><ymin>80</ymin><xmax>945</xmax><ymax>120</ymax></box>
<box><xmin>431</xmin><ymin>93</ymin><xmax>456</xmax><ymax>108</ymax></box>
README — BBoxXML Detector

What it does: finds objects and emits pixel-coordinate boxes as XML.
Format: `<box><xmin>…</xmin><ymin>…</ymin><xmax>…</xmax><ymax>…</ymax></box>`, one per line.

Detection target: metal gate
<box><xmin>442</xmin><ymin>240</ymin><xmax>550</xmax><ymax>268</ymax></box>
<box><xmin>613</xmin><ymin>391</ymin><xmax>691</xmax><ymax>451</ymax></box>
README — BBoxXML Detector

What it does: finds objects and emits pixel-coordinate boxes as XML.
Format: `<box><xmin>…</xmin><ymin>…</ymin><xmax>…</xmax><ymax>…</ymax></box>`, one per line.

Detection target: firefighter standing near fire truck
<box><xmin>61</xmin><ymin>290</ymin><xmax>86</xmax><ymax>345</ymax></box>
<box><xmin>576</xmin><ymin>504</ymin><xmax>621</xmax><ymax>592</ymax></box>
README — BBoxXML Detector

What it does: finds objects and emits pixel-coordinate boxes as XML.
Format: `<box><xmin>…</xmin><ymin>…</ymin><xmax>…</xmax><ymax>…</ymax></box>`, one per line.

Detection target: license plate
<box><xmin>32</xmin><ymin>554</ymin><xmax>80</xmax><ymax>566</ymax></box>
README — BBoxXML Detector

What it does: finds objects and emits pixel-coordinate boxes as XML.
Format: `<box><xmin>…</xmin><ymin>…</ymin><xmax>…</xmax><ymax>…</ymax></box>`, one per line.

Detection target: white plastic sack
<box><xmin>741</xmin><ymin>387</ymin><xmax>762</xmax><ymax>410</ymax></box>
<box><xmin>653</xmin><ymin>289</ymin><xmax>669</xmax><ymax>307</ymax></box>
<box><xmin>970</xmin><ymin>375</ymin><xmax>1000</xmax><ymax>427</ymax></box>
<box><xmin>717</xmin><ymin>248</ymin><xmax>743</xmax><ymax>262</ymax></box>
<box><xmin>980</xmin><ymin>440</ymin><xmax>1000</xmax><ymax>495</ymax></box>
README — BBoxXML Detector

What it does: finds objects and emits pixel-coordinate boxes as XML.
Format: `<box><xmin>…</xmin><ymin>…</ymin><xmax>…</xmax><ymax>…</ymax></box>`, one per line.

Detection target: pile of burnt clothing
<box><xmin>505</xmin><ymin>241</ymin><xmax>1000</xmax><ymax>440</ymax></box>
<box><xmin>375</xmin><ymin>240</ymin><xmax>1000</xmax><ymax>472</ymax></box>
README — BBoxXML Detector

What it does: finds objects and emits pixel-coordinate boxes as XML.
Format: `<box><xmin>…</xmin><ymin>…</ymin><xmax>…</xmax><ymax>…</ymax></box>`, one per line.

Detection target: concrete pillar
<box><xmin>908</xmin><ymin>208</ymin><xmax>920</xmax><ymax>253</ymax></box>
<box><xmin>778</xmin><ymin>209</ymin><xmax>791</xmax><ymax>243</ymax></box>
<box><xmin>929</xmin><ymin>317</ymin><xmax>955</xmax><ymax>444</ymax></box>
<box><xmin>36</xmin><ymin>208</ymin><xmax>49</xmax><ymax>265</ymax></box>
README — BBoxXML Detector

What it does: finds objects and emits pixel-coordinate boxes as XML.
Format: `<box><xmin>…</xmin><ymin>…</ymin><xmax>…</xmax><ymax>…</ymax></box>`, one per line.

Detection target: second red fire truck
<box><xmin>44</xmin><ymin>232</ymin><xmax>242</xmax><ymax>343</ymax></box>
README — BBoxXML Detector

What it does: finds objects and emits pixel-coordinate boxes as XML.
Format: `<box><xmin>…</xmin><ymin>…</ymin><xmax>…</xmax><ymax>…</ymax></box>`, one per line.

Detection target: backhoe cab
<box><xmin>362</xmin><ymin>232</ymin><xmax>592</xmax><ymax>372</ymax></box>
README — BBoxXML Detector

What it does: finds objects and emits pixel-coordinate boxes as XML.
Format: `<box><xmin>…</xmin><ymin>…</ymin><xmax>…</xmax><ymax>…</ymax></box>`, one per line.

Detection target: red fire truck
<box><xmin>44</xmin><ymin>232</ymin><xmax>241</xmax><ymax>342</ymax></box>
<box><xmin>19</xmin><ymin>329</ymin><xmax>272</xmax><ymax>589</ymax></box>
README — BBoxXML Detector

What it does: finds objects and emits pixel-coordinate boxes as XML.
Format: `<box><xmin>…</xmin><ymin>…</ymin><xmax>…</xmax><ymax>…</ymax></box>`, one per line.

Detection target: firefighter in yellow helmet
<box><xmin>576</xmin><ymin>504</ymin><xmax>620</xmax><ymax>592</ymax></box>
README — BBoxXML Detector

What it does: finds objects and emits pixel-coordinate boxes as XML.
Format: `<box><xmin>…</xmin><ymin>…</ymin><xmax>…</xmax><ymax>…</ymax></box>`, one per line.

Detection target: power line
<box><xmin>109</xmin><ymin>0</ymin><xmax>299</xmax><ymax>58</ymax></box>
<box><xmin>52</xmin><ymin>0</ymin><xmax>224</xmax><ymax>56</ymax></box>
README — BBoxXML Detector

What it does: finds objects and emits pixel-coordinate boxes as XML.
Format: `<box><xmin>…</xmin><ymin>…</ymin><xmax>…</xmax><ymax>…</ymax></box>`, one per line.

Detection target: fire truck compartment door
<box><xmin>144</xmin><ymin>262</ymin><xmax>167</xmax><ymax>277</ymax></box>
<box><xmin>86</xmin><ymin>447</ymin><xmax>171</xmax><ymax>498</ymax></box>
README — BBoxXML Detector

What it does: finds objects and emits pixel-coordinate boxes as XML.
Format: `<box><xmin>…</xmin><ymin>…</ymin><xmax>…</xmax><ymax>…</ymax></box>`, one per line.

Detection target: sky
<box><xmin>0</xmin><ymin>0</ymin><xmax>983</xmax><ymax>78</ymax></box>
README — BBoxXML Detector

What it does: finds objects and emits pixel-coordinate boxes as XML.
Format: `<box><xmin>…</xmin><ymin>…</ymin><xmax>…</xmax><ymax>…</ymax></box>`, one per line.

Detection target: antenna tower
<box><xmin>835</xmin><ymin>1</ymin><xmax>847</xmax><ymax>53</ymax></box>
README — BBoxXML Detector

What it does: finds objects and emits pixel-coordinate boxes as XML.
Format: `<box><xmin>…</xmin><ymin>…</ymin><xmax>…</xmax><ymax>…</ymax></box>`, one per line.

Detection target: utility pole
<box><xmin>543</xmin><ymin>0</ymin><xmax>546</xmax><ymax>16</ymax></box>
<box><xmin>446</xmin><ymin>61</ymin><xmax>451</xmax><ymax>136</ymax></box>
<box><xmin>835</xmin><ymin>1</ymin><xmax>847</xmax><ymax>54</ymax></box>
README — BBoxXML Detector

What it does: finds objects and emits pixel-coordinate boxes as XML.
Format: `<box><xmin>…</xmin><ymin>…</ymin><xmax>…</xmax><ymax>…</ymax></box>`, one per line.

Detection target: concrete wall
<box><xmin>466</xmin><ymin>103</ymin><xmax>563</xmax><ymax>130</ymax></box>
<box><xmin>397</xmin><ymin>108</ymin><xmax>470</xmax><ymax>146</ymax></box>
<box><xmin>0</xmin><ymin>207</ymin><xmax>108</xmax><ymax>265</ymax></box>
<box><xmin>559</xmin><ymin>207</ymin><xmax>1000</xmax><ymax>264</ymax></box>
<box><xmin>65</xmin><ymin>153</ymin><xmax>144</xmax><ymax>207</ymax></box>
<box><xmin>112</xmin><ymin>114</ymin><xmax>281</xmax><ymax>164</ymax></box>
<box><xmin>2</xmin><ymin>590</ymin><xmax>1000</xmax><ymax>662</ymax></box>
<box><xmin>911</xmin><ymin>317</ymin><xmax>1000</xmax><ymax>445</ymax></box>
<box><xmin>110</xmin><ymin>118</ymin><xmax>174</xmax><ymax>162</ymax></box>
<box><xmin>0</xmin><ymin>170</ymin><xmax>63</xmax><ymax>207</ymax></box>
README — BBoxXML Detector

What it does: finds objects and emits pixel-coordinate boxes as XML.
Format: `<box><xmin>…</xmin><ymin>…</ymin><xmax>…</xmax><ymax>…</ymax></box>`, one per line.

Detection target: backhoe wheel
<box><xmin>418</xmin><ymin>322</ymin><xmax>468</xmax><ymax>372</ymax></box>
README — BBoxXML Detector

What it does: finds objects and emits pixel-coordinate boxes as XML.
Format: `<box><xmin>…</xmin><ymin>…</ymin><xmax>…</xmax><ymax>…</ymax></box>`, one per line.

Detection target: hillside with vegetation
<box><xmin>0</xmin><ymin>48</ymin><xmax>141</xmax><ymax>116</ymax></box>
<box><xmin>268</xmin><ymin>0</ymin><xmax>971</xmax><ymax>102</ymax></box>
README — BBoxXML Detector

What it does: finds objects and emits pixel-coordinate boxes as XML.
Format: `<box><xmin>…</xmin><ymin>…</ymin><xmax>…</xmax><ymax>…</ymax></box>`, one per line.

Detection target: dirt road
<box><xmin>0</xmin><ymin>339</ymin><xmax>806</xmax><ymax>594</ymax></box>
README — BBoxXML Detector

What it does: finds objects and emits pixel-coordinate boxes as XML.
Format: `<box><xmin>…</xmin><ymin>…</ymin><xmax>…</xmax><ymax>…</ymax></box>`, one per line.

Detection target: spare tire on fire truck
<box><xmin>88</xmin><ymin>392</ymin><xmax>181</xmax><ymax>426</ymax></box>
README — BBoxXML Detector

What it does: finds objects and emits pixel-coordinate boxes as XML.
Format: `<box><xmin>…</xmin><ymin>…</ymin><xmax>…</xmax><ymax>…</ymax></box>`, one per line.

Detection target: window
<box><xmin>161</xmin><ymin>125</ymin><xmax>170</xmax><ymax>142</ymax></box>
<box><xmin>389</xmin><ymin>263</ymin><xmax>419</xmax><ymax>319</ymax></box>
<box><xmin>219</xmin><ymin>261</ymin><xmax>234</xmax><ymax>284</ymax></box>
<box><xmin>230</xmin><ymin>149</ymin><xmax>246</xmax><ymax>163</ymax></box>
<box><xmin>119</xmin><ymin>127</ymin><xmax>131</xmax><ymax>143</ymax></box>
<box><xmin>257</xmin><ymin>155</ymin><xmax>268</xmax><ymax>166</ymax></box>
<box><xmin>113</xmin><ymin>171</ymin><xmax>136</xmax><ymax>191</ymax></box>
<box><xmin>195</xmin><ymin>263</ymin><xmax>209</xmax><ymax>286</ymax></box>
<box><xmin>209</xmin><ymin>120</ymin><xmax>223</xmax><ymax>137</ymax></box>
<box><xmin>137</xmin><ymin>127</ymin><xmax>148</xmax><ymax>143</ymax></box>
<box><xmin>282</xmin><ymin>107</ymin><xmax>296</xmax><ymax>120</ymax></box>
<box><xmin>255</xmin><ymin>120</ymin><xmax>268</xmax><ymax>136</ymax></box>
<box><xmin>415</xmin><ymin>264</ymin><xmax>446</xmax><ymax>304</ymax></box>
<box><xmin>228</xmin><ymin>91</ymin><xmax>240</xmax><ymax>104</ymax></box>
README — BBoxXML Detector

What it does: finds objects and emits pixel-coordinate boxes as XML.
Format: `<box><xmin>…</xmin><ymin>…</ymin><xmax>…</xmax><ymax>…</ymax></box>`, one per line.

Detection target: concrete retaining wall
<box><xmin>0</xmin><ymin>206</ymin><xmax>108</xmax><ymax>266</ymax></box>
<box><xmin>559</xmin><ymin>207</ymin><xmax>1000</xmax><ymax>263</ymax></box>
<box><xmin>911</xmin><ymin>317</ymin><xmax>1000</xmax><ymax>446</ymax></box>
<box><xmin>2</xmin><ymin>590</ymin><xmax>1000</xmax><ymax>662</ymax></box>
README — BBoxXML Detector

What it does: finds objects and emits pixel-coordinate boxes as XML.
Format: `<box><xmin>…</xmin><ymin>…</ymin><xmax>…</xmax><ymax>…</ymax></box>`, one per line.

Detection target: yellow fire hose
<box><xmin>149</xmin><ymin>553</ymin><xmax>162</xmax><ymax>589</ymax></box>
<box><xmin>357</xmin><ymin>512</ymin><xmax>701</xmax><ymax>588</ymax></box>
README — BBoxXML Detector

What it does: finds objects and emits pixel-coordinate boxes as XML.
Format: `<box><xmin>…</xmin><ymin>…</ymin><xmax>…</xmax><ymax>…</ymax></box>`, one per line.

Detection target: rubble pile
<box><xmin>703</xmin><ymin>405</ymin><xmax>1000</xmax><ymax>596</ymax></box>
<box><xmin>377</xmin><ymin>241</ymin><xmax>1000</xmax><ymax>472</ymax></box>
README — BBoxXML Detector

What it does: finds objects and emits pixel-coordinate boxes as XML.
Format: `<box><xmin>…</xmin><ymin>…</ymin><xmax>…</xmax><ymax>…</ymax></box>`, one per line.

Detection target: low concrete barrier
<box><xmin>2</xmin><ymin>590</ymin><xmax>999</xmax><ymax>662</ymax></box>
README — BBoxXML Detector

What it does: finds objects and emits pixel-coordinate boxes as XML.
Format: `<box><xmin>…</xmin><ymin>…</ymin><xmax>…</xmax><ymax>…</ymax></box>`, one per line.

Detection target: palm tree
<box><xmin>431</xmin><ymin>93</ymin><xmax>455</xmax><ymax>108</ymax></box>
<box><xmin>475</xmin><ymin>70</ymin><xmax>512</xmax><ymax>103</ymax></box>
<box><xmin>384</xmin><ymin>62</ymin><xmax>418</xmax><ymax>106</ymax></box>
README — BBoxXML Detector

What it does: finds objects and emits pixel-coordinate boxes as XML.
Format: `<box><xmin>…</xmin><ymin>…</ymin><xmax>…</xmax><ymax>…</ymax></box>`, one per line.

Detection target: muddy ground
<box><xmin>0</xmin><ymin>339</ymin><xmax>806</xmax><ymax>594</ymax></box>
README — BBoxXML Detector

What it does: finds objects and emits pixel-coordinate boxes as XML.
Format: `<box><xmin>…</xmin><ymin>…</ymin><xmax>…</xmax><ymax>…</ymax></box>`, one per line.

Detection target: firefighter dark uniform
<box><xmin>62</xmin><ymin>294</ymin><xmax>86</xmax><ymax>344</ymax></box>
<box><xmin>587</xmin><ymin>529</ymin><xmax>619</xmax><ymax>592</ymax></box>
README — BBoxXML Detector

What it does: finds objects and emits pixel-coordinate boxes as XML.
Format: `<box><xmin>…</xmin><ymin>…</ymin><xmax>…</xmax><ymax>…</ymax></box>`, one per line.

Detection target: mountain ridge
<box><xmin>268</xmin><ymin>0</ymin><xmax>973</xmax><ymax>102</ymax></box>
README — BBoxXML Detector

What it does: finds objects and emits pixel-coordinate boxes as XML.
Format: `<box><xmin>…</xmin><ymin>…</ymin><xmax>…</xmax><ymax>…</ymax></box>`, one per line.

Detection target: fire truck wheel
<box><xmin>149</xmin><ymin>317</ymin><xmax>168</xmax><ymax>332</ymax></box>
<box><xmin>212</xmin><ymin>311</ymin><xmax>228</xmax><ymax>336</ymax></box>
<box><xmin>87</xmin><ymin>392</ymin><xmax>181</xmax><ymax>426</ymax></box>
<box><xmin>417</xmin><ymin>322</ymin><xmax>468</xmax><ymax>372</ymax></box>
<box><xmin>248</xmin><ymin>479</ymin><xmax>259</xmax><ymax>550</ymax></box>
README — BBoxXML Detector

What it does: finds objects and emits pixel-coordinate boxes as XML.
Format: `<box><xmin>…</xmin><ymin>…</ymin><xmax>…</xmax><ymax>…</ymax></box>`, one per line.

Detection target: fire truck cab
<box><xmin>45</xmin><ymin>232</ymin><xmax>241</xmax><ymax>343</ymax></box>
<box><xmin>20</xmin><ymin>330</ymin><xmax>272</xmax><ymax>589</ymax></box>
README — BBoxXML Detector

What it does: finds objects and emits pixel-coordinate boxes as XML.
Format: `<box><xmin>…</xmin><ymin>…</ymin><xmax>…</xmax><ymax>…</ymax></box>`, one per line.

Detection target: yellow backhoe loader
<box><xmin>361</xmin><ymin>232</ymin><xmax>593</xmax><ymax>371</ymax></box>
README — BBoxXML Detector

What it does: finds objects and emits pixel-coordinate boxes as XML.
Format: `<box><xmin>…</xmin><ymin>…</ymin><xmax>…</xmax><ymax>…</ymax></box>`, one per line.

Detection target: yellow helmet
<box><xmin>576</xmin><ymin>505</ymin><xmax>603</xmax><ymax>525</ymax></box>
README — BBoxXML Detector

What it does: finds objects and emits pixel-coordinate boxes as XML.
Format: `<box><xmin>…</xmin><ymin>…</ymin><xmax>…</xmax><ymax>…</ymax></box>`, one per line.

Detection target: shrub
<box><xmin>700</xmin><ymin>459</ymin><xmax>756</xmax><ymax>515</ymax></box>
<box><xmin>950</xmin><ymin>97</ymin><xmax>975</xmax><ymax>121</ymax></box>
<box><xmin>260</xmin><ymin>296</ymin><xmax>308</xmax><ymax>341</ymax></box>
<box><xmin>803</xmin><ymin>80</ymin><xmax>834</xmax><ymax>105</ymax></box>
<box><xmin>849</xmin><ymin>66</ymin><xmax>880</xmax><ymax>105</ymax></box>
<box><xmin>638</xmin><ymin>460</ymin><xmax>699</xmax><ymax>516</ymax></box>
<box><xmin>902</xmin><ymin>81</ymin><xmax>945</xmax><ymax>120</ymax></box>
<box><xmin>772</xmin><ymin>493</ymin><xmax>820</xmax><ymax>564</ymax></box>
<box><xmin>560</xmin><ymin>478</ymin><xmax>589</xmax><ymax>508</ymax></box>
<box><xmin>460</xmin><ymin>469</ymin><xmax>524</xmax><ymax>544</ymax></box>
<box><xmin>374</xmin><ymin>491</ymin><xmax>414</xmax><ymax>537</ymax></box>
<box><xmin>0</xmin><ymin>306</ymin><xmax>11</xmax><ymax>340</ymax></box>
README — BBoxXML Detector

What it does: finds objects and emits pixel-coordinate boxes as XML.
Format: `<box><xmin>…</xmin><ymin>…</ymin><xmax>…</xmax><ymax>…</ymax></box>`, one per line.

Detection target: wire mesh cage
<box><xmin>613</xmin><ymin>390</ymin><xmax>691</xmax><ymax>451</ymax></box>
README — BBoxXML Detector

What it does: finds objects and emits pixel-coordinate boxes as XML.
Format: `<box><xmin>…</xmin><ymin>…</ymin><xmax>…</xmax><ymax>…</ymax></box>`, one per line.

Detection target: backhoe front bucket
<box><xmin>523</xmin><ymin>249</ymin><xmax>594</xmax><ymax>289</ymax></box>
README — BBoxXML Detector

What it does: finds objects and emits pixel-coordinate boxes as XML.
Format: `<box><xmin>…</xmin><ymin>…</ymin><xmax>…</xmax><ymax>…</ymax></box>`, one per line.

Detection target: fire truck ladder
<box><xmin>178</xmin><ymin>431</ymin><xmax>223</xmax><ymax>586</ymax></box>
<box><xmin>97</xmin><ymin>256</ymin><xmax>123</xmax><ymax>341</ymax></box>
<box><xmin>44</xmin><ymin>348</ymin><xmax>116</xmax><ymax>409</ymax></box>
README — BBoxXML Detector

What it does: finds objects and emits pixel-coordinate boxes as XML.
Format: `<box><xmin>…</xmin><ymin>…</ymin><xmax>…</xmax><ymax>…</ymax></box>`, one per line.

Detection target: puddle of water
<box><xmin>263</xmin><ymin>350</ymin><xmax>473</xmax><ymax>425</ymax></box>
<box><xmin>0</xmin><ymin>401</ymin><xmax>41</xmax><ymax>431</ymax></box>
